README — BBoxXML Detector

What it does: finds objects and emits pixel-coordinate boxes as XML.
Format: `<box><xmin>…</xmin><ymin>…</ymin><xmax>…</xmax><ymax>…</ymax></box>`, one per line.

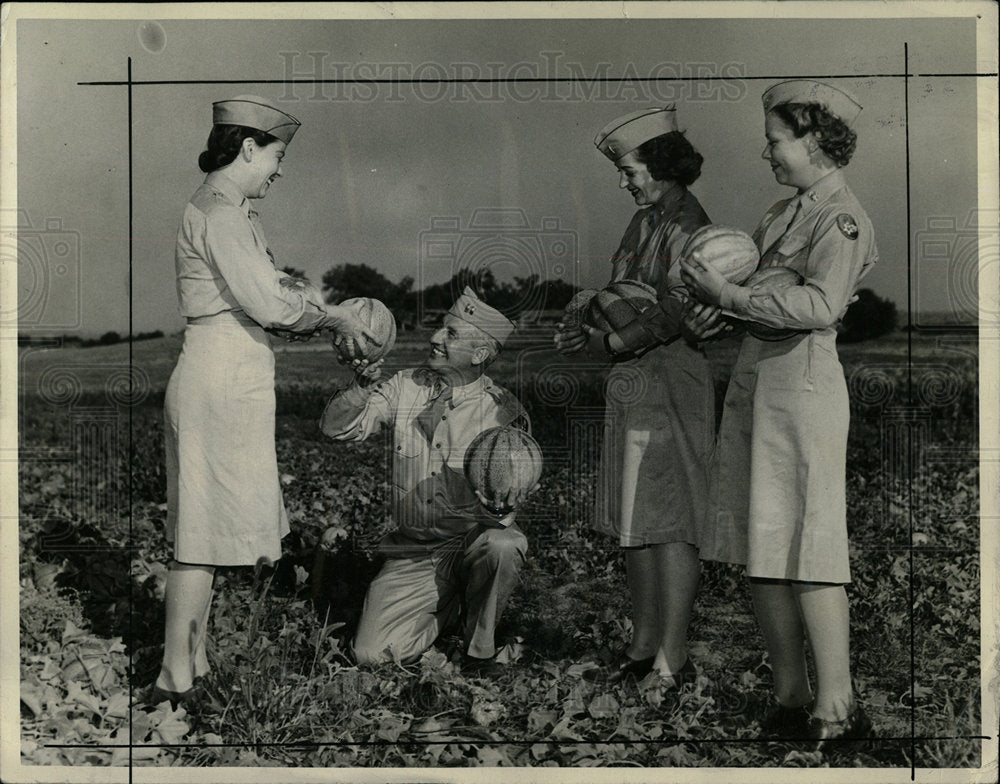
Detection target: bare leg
<box><xmin>794</xmin><ymin>582</ymin><xmax>853</xmax><ymax>721</ymax></box>
<box><xmin>651</xmin><ymin>541</ymin><xmax>700</xmax><ymax>675</ymax></box>
<box><xmin>156</xmin><ymin>562</ymin><xmax>215</xmax><ymax>693</ymax></box>
<box><xmin>625</xmin><ymin>547</ymin><xmax>659</xmax><ymax>659</ymax></box>
<box><xmin>749</xmin><ymin>578</ymin><xmax>813</xmax><ymax>707</ymax></box>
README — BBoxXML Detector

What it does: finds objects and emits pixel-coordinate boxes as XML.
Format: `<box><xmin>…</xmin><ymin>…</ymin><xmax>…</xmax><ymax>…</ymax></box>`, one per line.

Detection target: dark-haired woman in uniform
<box><xmin>557</xmin><ymin>106</ymin><xmax>713</xmax><ymax>688</ymax></box>
<box><xmin>154</xmin><ymin>96</ymin><xmax>375</xmax><ymax>704</ymax></box>
<box><xmin>682</xmin><ymin>81</ymin><xmax>876</xmax><ymax>746</ymax></box>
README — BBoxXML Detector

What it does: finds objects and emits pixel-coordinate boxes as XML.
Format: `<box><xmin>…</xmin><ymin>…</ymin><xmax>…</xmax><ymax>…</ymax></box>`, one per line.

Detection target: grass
<box><xmin>15</xmin><ymin>329</ymin><xmax>983</xmax><ymax>769</ymax></box>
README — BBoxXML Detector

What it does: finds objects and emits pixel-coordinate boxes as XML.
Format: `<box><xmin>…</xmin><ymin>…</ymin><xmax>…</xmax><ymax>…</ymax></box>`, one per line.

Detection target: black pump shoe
<box><xmin>810</xmin><ymin>703</ymin><xmax>873</xmax><ymax>751</ymax></box>
<box><xmin>759</xmin><ymin>700</ymin><xmax>814</xmax><ymax>740</ymax></box>
<box><xmin>583</xmin><ymin>649</ymin><xmax>655</xmax><ymax>685</ymax></box>
<box><xmin>658</xmin><ymin>657</ymin><xmax>697</xmax><ymax>689</ymax></box>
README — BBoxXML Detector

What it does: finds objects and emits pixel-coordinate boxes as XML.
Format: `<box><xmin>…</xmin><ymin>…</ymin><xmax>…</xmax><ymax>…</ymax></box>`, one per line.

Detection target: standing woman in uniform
<box><xmin>154</xmin><ymin>96</ymin><xmax>374</xmax><ymax>703</ymax></box>
<box><xmin>682</xmin><ymin>81</ymin><xmax>876</xmax><ymax>745</ymax></box>
<box><xmin>556</xmin><ymin>106</ymin><xmax>714</xmax><ymax>686</ymax></box>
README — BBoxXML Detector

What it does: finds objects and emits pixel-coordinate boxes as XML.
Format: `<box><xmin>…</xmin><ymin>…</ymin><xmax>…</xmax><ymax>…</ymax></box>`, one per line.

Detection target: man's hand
<box><xmin>475</xmin><ymin>482</ymin><xmax>540</xmax><ymax>526</ymax></box>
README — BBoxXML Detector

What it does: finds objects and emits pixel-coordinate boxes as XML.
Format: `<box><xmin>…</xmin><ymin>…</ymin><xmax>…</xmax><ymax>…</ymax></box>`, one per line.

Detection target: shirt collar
<box><xmin>797</xmin><ymin>169</ymin><xmax>848</xmax><ymax>216</ymax></box>
<box><xmin>652</xmin><ymin>183</ymin><xmax>686</xmax><ymax>219</ymax></box>
<box><xmin>435</xmin><ymin>374</ymin><xmax>488</xmax><ymax>407</ymax></box>
<box><xmin>205</xmin><ymin>171</ymin><xmax>251</xmax><ymax>216</ymax></box>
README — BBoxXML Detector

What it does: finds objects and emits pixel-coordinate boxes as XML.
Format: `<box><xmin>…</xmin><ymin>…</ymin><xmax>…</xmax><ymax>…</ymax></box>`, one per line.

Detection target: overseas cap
<box><xmin>212</xmin><ymin>95</ymin><xmax>301</xmax><ymax>144</ymax></box>
<box><xmin>762</xmin><ymin>80</ymin><xmax>863</xmax><ymax>127</ymax></box>
<box><xmin>448</xmin><ymin>287</ymin><xmax>515</xmax><ymax>344</ymax></box>
<box><xmin>594</xmin><ymin>105</ymin><xmax>679</xmax><ymax>161</ymax></box>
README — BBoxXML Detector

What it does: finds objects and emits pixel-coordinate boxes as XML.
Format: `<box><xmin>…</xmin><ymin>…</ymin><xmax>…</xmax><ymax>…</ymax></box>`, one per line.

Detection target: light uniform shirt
<box><xmin>721</xmin><ymin>168</ymin><xmax>878</xmax><ymax>334</ymax></box>
<box><xmin>174</xmin><ymin>170</ymin><xmax>327</xmax><ymax>331</ymax></box>
<box><xmin>320</xmin><ymin>368</ymin><xmax>528</xmax><ymax>554</ymax></box>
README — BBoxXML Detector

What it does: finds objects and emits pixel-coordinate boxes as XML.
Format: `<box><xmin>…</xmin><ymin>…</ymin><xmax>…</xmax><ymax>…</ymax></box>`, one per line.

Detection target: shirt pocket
<box><xmin>772</xmin><ymin>235</ymin><xmax>809</xmax><ymax>269</ymax></box>
<box><xmin>391</xmin><ymin>426</ymin><xmax>427</xmax><ymax>489</ymax></box>
<box><xmin>753</xmin><ymin>335</ymin><xmax>815</xmax><ymax>392</ymax></box>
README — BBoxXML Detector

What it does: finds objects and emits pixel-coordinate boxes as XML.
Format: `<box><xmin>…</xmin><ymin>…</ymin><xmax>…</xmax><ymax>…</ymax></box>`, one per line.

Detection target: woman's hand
<box><xmin>682</xmin><ymin>301</ymin><xmax>733</xmax><ymax>342</ymax></box>
<box><xmin>325</xmin><ymin>303</ymin><xmax>381</xmax><ymax>360</ymax></box>
<box><xmin>553</xmin><ymin>323</ymin><xmax>587</xmax><ymax>355</ymax></box>
<box><xmin>680</xmin><ymin>253</ymin><xmax>729</xmax><ymax>306</ymax></box>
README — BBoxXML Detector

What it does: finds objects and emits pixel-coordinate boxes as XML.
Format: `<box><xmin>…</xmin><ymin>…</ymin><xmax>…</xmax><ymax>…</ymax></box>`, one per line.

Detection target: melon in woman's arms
<box><xmin>682</xmin><ymin>225</ymin><xmax>759</xmax><ymax>286</ymax></box>
<box><xmin>586</xmin><ymin>279</ymin><xmax>659</xmax><ymax>332</ymax></box>
<box><xmin>741</xmin><ymin>265</ymin><xmax>807</xmax><ymax>341</ymax></box>
<box><xmin>561</xmin><ymin>289</ymin><xmax>598</xmax><ymax>330</ymax></box>
<box><xmin>464</xmin><ymin>426</ymin><xmax>543</xmax><ymax>515</ymax></box>
<box><xmin>337</xmin><ymin>297</ymin><xmax>397</xmax><ymax>361</ymax></box>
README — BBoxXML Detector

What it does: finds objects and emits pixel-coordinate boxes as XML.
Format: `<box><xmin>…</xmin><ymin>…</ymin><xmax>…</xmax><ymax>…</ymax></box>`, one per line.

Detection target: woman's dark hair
<box><xmin>633</xmin><ymin>131</ymin><xmax>704</xmax><ymax>186</ymax></box>
<box><xmin>769</xmin><ymin>103</ymin><xmax>857</xmax><ymax>167</ymax></box>
<box><xmin>198</xmin><ymin>124</ymin><xmax>281</xmax><ymax>173</ymax></box>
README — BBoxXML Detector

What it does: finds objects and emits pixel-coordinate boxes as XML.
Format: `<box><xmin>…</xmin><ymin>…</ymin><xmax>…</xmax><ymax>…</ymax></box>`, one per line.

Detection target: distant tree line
<box><xmin>16</xmin><ymin>275</ymin><xmax>898</xmax><ymax>349</ymax></box>
<box><xmin>317</xmin><ymin>263</ymin><xmax>580</xmax><ymax>324</ymax></box>
<box><xmin>17</xmin><ymin>331</ymin><xmax>165</xmax><ymax>347</ymax></box>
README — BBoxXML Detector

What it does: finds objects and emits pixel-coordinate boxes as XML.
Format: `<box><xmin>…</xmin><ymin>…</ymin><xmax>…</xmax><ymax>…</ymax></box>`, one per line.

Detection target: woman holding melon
<box><xmin>556</xmin><ymin>105</ymin><xmax>714</xmax><ymax>688</ymax></box>
<box><xmin>681</xmin><ymin>81</ymin><xmax>877</xmax><ymax>746</ymax></box>
<box><xmin>154</xmin><ymin>96</ymin><xmax>375</xmax><ymax>706</ymax></box>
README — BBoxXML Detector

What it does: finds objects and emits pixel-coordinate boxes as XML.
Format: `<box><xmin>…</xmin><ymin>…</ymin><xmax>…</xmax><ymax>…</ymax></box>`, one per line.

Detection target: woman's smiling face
<box><xmin>761</xmin><ymin>112</ymin><xmax>814</xmax><ymax>191</ymax></box>
<box><xmin>615</xmin><ymin>151</ymin><xmax>670</xmax><ymax>206</ymax></box>
<box><xmin>247</xmin><ymin>139</ymin><xmax>286</xmax><ymax>199</ymax></box>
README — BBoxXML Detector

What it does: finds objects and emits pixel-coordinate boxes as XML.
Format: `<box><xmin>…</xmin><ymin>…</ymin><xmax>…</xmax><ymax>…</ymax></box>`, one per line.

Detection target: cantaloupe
<box><xmin>561</xmin><ymin>289</ymin><xmax>598</xmax><ymax>330</ymax></box>
<box><xmin>743</xmin><ymin>266</ymin><xmax>806</xmax><ymax>341</ymax></box>
<box><xmin>464</xmin><ymin>426</ymin><xmax>543</xmax><ymax>513</ymax></box>
<box><xmin>339</xmin><ymin>297</ymin><xmax>397</xmax><ymax>361</ymax></box>
<box><xmin>585</xmin><ymin>279</ymin><xmax>659</xmax><ymax>332</ymax></box>
<box><xmin>682</xmin><ymin>225</ymin><xmax>759</xmax><ymax>286</ymax></box>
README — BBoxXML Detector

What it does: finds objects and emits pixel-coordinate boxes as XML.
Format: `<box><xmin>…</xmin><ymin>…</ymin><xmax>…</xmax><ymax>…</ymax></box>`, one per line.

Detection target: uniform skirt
<box><xmin>699</xmin><ymin>331</ymin><xmax>851</xmax><ymax>583</ymax></box>
<box><xmin>164</xmin><ymin>315</ymin><xmax>289</xmax><ymax>566</ymax></box>
<box><xmin>594</xmin><ymin>339</ymin><xmax>714</xmax><ymax>548</ymax></box>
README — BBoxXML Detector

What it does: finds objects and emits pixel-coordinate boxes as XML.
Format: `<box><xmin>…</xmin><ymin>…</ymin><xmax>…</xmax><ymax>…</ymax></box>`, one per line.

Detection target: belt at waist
<box><xmin>186</xmin><ymin>310</ymin><xmax>259</xmax><ymax>327</ymax></box>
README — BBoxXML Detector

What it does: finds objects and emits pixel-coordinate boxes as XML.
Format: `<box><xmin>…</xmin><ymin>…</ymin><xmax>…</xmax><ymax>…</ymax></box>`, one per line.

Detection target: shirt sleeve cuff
<box><xmin>720</xmin><ymin>283</ymin><xmax>751</xmax><ymax>313</ymax></box>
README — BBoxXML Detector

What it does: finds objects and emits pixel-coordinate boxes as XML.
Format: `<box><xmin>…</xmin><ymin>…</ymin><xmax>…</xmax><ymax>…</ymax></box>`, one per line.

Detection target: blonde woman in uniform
<box><xmin>154</xmin><ymin>96</ymin><xmax>375</xmax><ymax>706</ymax></box>
<box><xmin>557</xmin><ymin>106</ymin><xmax>713</xmax><ymax>687</ymax></box>
<box><xmin>682</xmin><ymin>81</ymin><xmax>875</xmax><ymax>746</ymax></box>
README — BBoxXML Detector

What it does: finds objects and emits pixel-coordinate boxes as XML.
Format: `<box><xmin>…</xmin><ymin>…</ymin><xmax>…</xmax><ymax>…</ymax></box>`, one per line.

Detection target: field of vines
<box><xmin>14</xmin><ymin>328</ymin><xmax>982</xmax><ymax>772</ymax></box>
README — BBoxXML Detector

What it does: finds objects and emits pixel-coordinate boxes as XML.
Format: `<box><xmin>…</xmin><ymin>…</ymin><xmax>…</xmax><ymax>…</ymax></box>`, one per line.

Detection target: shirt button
<box><xmin>441</xmin><ymin>415</ymin><xmax>447</xmax><ymax>420</ymax></box>
<box><xmin>396</xmin><ymin>445</ymin><xmax>402</xmax><ymax>451</ymax></box>
<box><xmin>430</xmin><ymin>471</ymin><xmax>436</xmax><ymax>476</ymax></box>
<box><xmin>427</xmin><ymin>499</ymin><xmax>433</xmax><ymax>505</ymax></box>
<box><xmin>435</xmin><ymin>443</ymin><xmax>441</xmax><ymax>449</ymax></box>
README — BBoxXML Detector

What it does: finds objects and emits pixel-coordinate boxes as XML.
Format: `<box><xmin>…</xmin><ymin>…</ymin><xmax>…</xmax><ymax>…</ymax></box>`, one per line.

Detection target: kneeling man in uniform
<box><xmin>321</xmin><ymin>288</ymin><xmax>529</xmax><ymax>673</ymax></box>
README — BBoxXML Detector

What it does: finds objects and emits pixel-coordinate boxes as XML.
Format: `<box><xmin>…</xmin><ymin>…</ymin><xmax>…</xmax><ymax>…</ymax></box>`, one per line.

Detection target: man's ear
<box><xmin>471</xmin><ymin>345</ymin><xmax>490</xmax><ymax>366</ymax></box>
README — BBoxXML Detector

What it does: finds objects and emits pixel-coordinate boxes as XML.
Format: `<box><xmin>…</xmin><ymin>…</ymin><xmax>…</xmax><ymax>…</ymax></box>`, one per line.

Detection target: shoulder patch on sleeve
<box><xmin>837</xmin><ymin>213</ymin><xmax>859</xmax><ymax>240</ymax></box>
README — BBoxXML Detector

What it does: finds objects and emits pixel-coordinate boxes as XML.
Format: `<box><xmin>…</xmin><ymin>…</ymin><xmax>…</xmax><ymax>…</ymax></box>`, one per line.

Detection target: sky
<box><xmin>9</xmin><ymin>11</ymin><xmax>986</xmax><ymax>335</ymax></box>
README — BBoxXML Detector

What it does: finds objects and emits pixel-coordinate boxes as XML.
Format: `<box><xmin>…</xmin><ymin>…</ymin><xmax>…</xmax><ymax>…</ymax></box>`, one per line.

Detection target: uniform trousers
<box><xmin>353</xmin><ymin>524</ymin><xmax>527</xmax><ymax>665</ymax></box>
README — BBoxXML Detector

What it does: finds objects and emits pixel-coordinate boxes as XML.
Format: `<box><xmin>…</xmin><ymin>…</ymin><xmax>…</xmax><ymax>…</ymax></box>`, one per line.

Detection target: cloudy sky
<box><xmin>9</xmin><ymin>7</ymin><xmax>987</xmax><ymax>335</ymax></box>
